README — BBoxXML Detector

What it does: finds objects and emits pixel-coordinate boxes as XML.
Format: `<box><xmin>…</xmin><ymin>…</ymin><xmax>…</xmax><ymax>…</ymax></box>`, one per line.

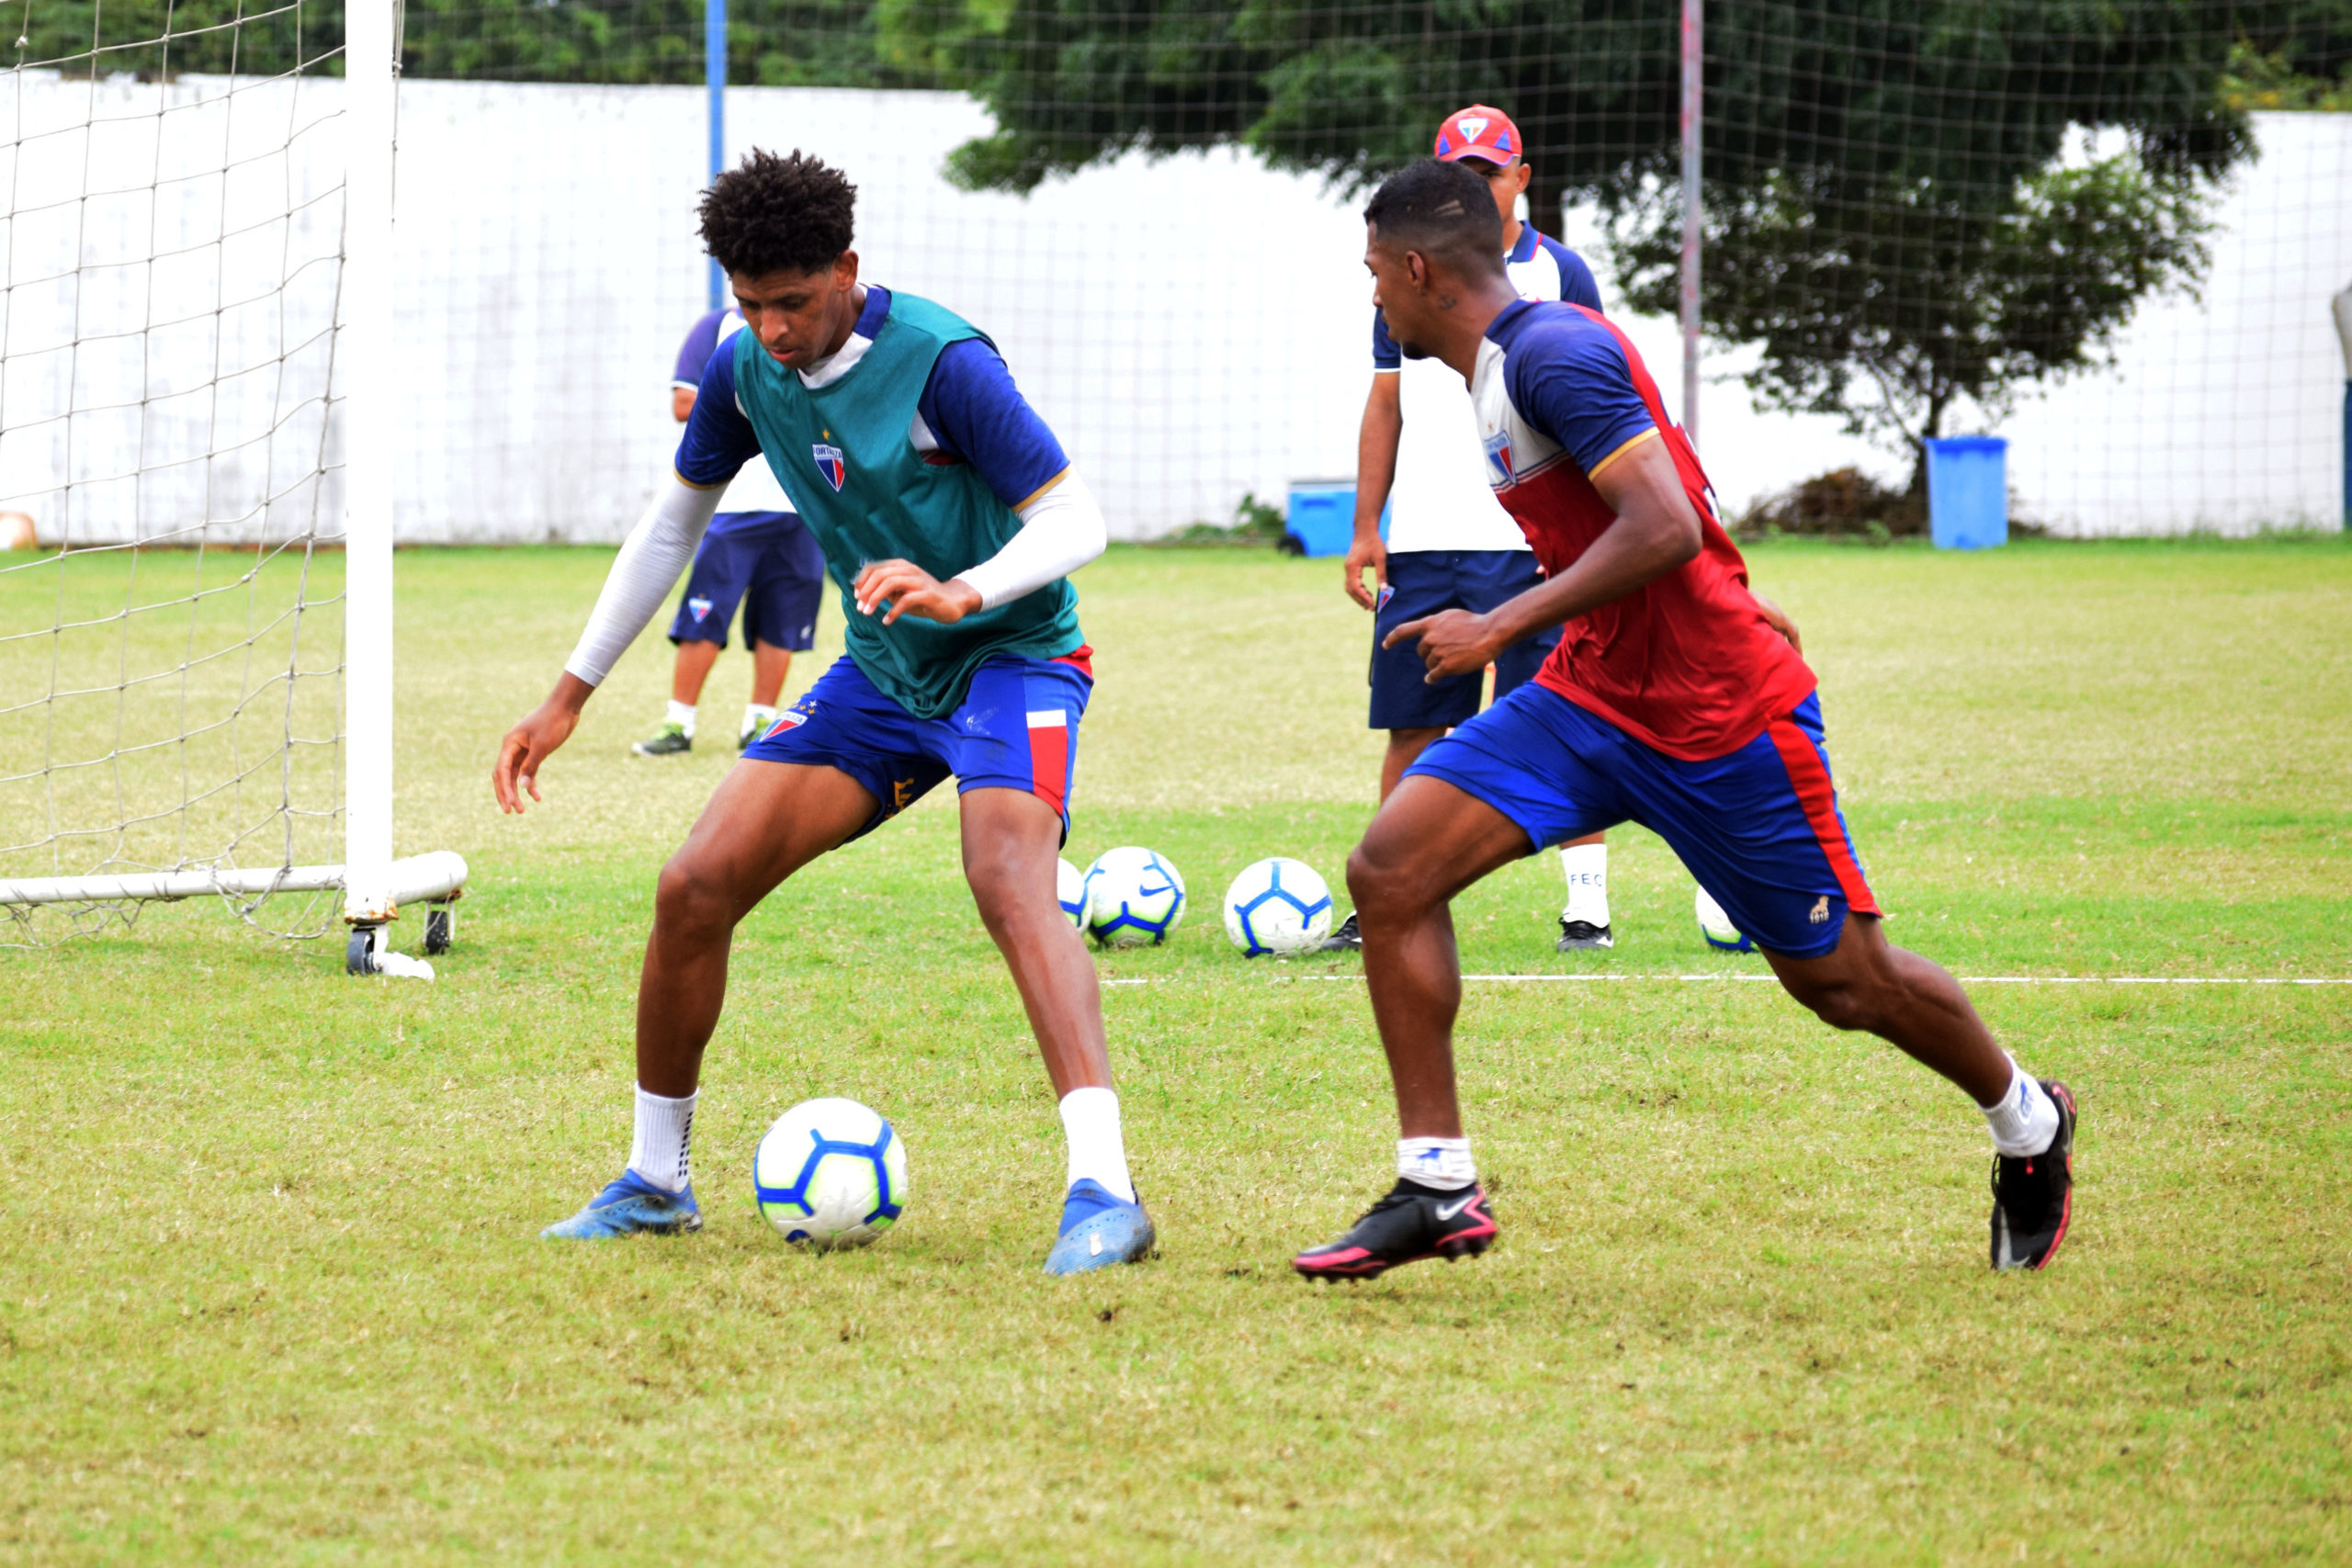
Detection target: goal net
<box><xmin>1</xmin><ymin>0</ymin><xmax>462</xmax><ymax>961</ymax></box>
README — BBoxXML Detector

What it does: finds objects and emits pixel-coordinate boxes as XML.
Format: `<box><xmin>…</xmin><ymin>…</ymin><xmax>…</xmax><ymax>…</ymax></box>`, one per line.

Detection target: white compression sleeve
<box><xmin>952</xmin><ymin>469</ymin><xmax>1108</xmax><ymax>611</ymax></box>
<box><xmin>562</xmin><ymin>475</ymin><xmax>726</xmax><ymax>687</ymax></box>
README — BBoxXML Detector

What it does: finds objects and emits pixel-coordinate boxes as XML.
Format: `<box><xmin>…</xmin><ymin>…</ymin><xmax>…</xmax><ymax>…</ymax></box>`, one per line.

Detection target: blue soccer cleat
<box><xmin>1042</xmin><ymin>1179</ymin><xmax>1156</xmax><ymax>1275</ymax></box>
<box><xmin>539</xmin><ymin>1170</ymin><xmax>703</xmax><ymax>1239</ymax></box>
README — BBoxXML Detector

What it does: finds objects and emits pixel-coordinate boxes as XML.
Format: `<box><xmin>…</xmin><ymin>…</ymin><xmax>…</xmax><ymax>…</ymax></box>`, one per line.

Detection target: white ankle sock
<box><xmin>1057</xmin><ymin>1087</ymin><xmax>1136</xmax><ymax>1201</ymax></box>
<box><xmin>664</xmin><ymin>698</ymin><xmax>696</xmax><ymax>736</ymax></box>
<box><xmin>741</xmin><ymin>702</ymin><xmax>777</xmax><ymax>737</ymax></box>
<box><xmin>1397</xmin><ymin>1136</ymin><xmax>1476</xmax><ymax>1190</ymax></box>
<box><xmin>1979</xmin><ymin>1057</ymin><xmax>2060</xmax><ymax>1156</ymax></box>
<box><xmin>1561</xmin><ymin>841</ymin><xmax>1609</xmax><ymax>926</ymax></box>
<box><xmin>628</xmin><ymin>1086</ymin><xmax>696</xmax><ymax>1192</ymax></box>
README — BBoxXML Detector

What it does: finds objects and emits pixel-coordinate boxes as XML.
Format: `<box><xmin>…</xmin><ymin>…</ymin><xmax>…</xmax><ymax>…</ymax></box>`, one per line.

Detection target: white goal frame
<box><xmin>0</xmin><ymin>0</ymin><xmax>467</xmax><ymax>970</ymax></box>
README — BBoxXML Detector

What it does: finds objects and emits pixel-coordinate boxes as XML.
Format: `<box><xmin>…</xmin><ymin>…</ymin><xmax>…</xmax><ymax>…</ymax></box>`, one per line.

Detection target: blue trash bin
<box><xmin>1284</xmin><ymin>481</ymin><xmax>1356</xmax><ymax>557</ymax></box>
<box><xmin>1925</xmin><ymin>436</ymin><xmax>2008</xmax><ymax>550</ymax></box>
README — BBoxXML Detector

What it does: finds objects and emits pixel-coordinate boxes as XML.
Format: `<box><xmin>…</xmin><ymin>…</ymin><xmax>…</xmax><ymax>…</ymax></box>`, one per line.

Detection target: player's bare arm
<box><xmin>1346</xmin><ymin>373</ymin><xmax>1402</xmax><ymax>609</ymax></box>
<box><xmin>492</xmin><ymin>671</ymin><xmax>594</xmax><ymax>812</ymax></box>
<box><xmin>1383</xmin><ymin>435</ymin><xmax>1701</xmax><ymax>682</ymax></box>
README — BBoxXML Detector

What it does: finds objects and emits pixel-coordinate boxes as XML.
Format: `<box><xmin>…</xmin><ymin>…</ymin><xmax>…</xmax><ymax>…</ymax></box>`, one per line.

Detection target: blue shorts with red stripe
<box><xmin>743</xmin><ymin>650</ymin><xmax>1090</xmax><ymax>842</ymax></box>
<box><xmin>1406</xmin><ymin>684</ymin><xmax>1879</xmax><ymax>959</ymax></box>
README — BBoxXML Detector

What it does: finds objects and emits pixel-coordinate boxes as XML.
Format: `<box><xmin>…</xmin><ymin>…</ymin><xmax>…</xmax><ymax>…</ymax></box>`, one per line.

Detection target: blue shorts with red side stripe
<box><xmin>1406</xmin><ymin>685</ymin><xmax>1878</xmax><ymax>959</ymax></box>
<box><xmin>742</xmin><ymin>650</ymin><xmax>1091</xmax><ymax>842</ymax></box>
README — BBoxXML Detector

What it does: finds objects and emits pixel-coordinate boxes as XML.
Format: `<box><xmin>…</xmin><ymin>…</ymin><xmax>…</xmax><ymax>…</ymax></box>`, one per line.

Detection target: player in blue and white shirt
<box><xmin>629</xmin><ymin>307</ymin><xmax>830</xmax><ymax>757</ymax></box>
<box><xmin>1334</xmin><ymin>105</ymin><xmax>1622</xmax><ymax>955</ymax></box>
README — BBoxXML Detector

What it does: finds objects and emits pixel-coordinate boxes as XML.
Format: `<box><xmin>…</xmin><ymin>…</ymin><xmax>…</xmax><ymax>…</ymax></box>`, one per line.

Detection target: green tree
<box><xmin>883</xmin><ymin>0</ymin><xmax>2345</xmax><ymax>483</ymax></box>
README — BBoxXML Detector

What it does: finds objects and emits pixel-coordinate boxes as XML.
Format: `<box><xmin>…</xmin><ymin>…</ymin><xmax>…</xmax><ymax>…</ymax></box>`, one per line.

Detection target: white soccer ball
<box><xmin>752</xmin><ymin>1097</ymin><xmax>909</xmax><ymax>1249</ymax></box>
<box><xmin>1056</xmin><ymin>856</ymin><xmax>1091</xmax><ymax>931</ymax></box>
<box><xmin>1695</xmin><ymin>885</ymin><xmax>1756</xmax><ymax>953</ymax></box>
<box><xmin>1082</xmin><ymin>846</ymin><xmax>1186</xmax><ymax>947</ymax></box>
<box><xmin>1221</xmin><ymin>856</ymin><xmax>1334</xmax><ymax>956</ymax></box>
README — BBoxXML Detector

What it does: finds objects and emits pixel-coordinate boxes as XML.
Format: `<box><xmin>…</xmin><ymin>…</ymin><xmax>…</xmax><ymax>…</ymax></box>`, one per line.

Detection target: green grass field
<box><xmin>3</xmin><ymin>536</ymin><xmax>2348</xmax><ymax>1563</ymax></box>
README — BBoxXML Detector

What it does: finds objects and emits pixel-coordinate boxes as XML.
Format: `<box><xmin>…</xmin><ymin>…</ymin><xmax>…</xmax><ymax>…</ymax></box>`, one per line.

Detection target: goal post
<box><xmin>0</xmin><ymin>0</ymin><xmax>466</xmax><ymax>970</ymax></box>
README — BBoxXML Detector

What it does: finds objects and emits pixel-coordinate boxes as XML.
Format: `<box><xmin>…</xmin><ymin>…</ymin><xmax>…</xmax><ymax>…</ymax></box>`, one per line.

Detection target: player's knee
<box><xmin>1787</xmin><ymin>974</ymin><xmax>1885</xmax><ymax>1034</ymax></box>
<box><xmin>653</xmin><ymin>852</ymin><xmax>735</xmax><ymax>937</ymax></box>
<box><xmin>1346</xmin><ymin>836</ymin><xmax>1433</xmax><ymax>919</ymax></box>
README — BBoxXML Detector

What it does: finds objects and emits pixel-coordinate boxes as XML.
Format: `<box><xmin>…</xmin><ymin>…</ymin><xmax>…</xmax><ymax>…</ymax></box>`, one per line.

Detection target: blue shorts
<box><xmin>667</xmin><ymin>510</ymin><xmax>827</xmax><ymax>651</ymax></box>
<box><xmin>1370</xmin><ymin>549</ymin><xmax>1561</xmax><ymax>730</ymax></box>
<box><xmin>1407</xmin><ymin>684</ymin><xmax>1881</xmax><ymax>959</ymax></box>
<box><xmin>742</xmin><ymin>651</ymin><xmax>1091</xmax><ymax>841</ymax></box>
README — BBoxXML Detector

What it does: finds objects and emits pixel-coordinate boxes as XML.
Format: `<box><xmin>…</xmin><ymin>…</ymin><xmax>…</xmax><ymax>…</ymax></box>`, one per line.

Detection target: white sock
<box><xmin>741</xmin><ymin>702</ymin><xmax>777</xmax><ymax>737</ymax></box>
<box><xmin>1057</xmin><ymin>1087</ymin><xmax>1136</xmax><ymax>1201</ymax></box>
<box><xmin>1561</xmin><ymin>841</ymin><xmax>1610</xmax><ymax>926</ymax></box>
<box><xmin>664</xmin><ymin>698</ymin><xmax>696</xmax><ymax>737</ymax></box>
<box><xmin>1397</xmin><ymin>1136</ymin><xmax>1476</xmax><ymax>1190</ymax></box>
<box><xmin>1979</xmin><ymin>1056</ymin><xmax>2060</xmax><ymax>1156</ymax></box>
<box><xmin>627</xmin><ymin>1086</ymin><xmax>696</xmax><ymax>1193</ymax></box>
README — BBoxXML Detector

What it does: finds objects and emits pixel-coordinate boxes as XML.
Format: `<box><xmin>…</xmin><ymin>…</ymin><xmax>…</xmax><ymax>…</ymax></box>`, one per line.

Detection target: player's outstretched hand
<box><xmin>1384</xmin><ymin>608</ymin><xmax>1500</xmax><ymax>683</ymax></box>
<box><xmin>854</xmin><ymin>559</ymin><xmax>982</xmax><ymax>626</ymax></box>
<box><xmin>1344</xmin><ymin>532</ymin><xmax>1388</xmax><ymax>611</ymax></box>
<box><xmin>1753</xmin><ymin>592</ymin><xmax>1804</xmax><ymax>654</ymax></box>
<box><xmin>492</xmin><ymin>676</ymin><xmax>592</xmax><ymax>815</ymax></box>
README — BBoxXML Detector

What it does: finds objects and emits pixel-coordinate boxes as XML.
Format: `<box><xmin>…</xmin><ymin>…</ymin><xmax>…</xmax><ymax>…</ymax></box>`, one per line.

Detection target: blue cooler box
<box><xmin>1926</xmin><ymin>436</ymin><xmax>2008</xmax><ymax>550</ymax></box>
<box><xmin>1285</xmin><ymin>481</ymin><xmax>1356</xmax><ymax>557</ymax></box>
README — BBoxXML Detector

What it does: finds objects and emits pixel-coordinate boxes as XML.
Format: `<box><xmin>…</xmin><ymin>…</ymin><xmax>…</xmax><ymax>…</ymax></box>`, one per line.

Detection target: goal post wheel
<box><xmin>346</xmin><ymin>923</ymin><xmax>387</xmax><ymax>976</ymax></box>
<box><xmin>424</xmin><ymin>903</ymin><xmax>455</xmax><ymax>955</ymax></box>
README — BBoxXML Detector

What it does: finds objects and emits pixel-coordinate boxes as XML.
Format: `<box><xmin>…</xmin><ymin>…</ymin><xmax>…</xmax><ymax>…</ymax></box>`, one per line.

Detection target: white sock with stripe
<box><xmin>741</xmin><ymin>703</ymin><xmax>777</xmax><ymax>738</ymax></box>
<box><xmin>1058</xmin><ymin>1087</ymin><xmax>1135</xmax><ymax>1201</ymax></box>
<box><xmin>1979</xmin><ymin>1057</ymin><xmax>2060</xmax><ymax>1156</ymax></box>
<box><xmin>1398</xmin><ymin>1136</ymin><xmax>1476</xmax><ymax>1190</ymax></box>
<box><xmin>627</xmin><ymin>1086</ymin><xmax>696</xmax><ymax>1193</ymax></box>
<box><xmin>664</xmin><ymin>698</ymin><xmax>696</xmax><ymax>737</ymax></box>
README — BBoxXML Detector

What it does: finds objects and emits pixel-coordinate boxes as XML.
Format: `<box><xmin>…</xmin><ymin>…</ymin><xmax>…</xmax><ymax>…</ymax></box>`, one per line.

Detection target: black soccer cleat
<box><xmin>1317</xmin><ymin>911</ymin><xmax>1363</xmax><ymax>953</ymax></box>
<box><xmin>1990</xmin><ymin>1079</ymin><xmax>2077</xmax><ymax>1271</ymax></box>
<box><xmin>1556</xmin><ymin>918</ymin><xmax>1613</xmax><ymax>951</ymax></box>
<box><xmin>1292</xmin><ymin>1179</ymin><xmax>1497</xmax><ymax>1280</ymax></box>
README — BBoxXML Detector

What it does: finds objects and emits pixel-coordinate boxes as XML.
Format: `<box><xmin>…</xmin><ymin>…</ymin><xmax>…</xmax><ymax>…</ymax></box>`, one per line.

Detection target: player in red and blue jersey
<box><xmin>1291</xmin><ymin>160</ymin><xmax>2077</xmax><ymax>1281</ymax></box>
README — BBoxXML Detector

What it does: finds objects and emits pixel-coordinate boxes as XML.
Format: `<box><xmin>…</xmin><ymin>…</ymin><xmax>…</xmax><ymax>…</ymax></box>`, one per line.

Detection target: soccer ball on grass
<box><xmin>1221</xmin><ymin>856</ymin><xmax>1334</xmax><ymax>956</ymax></box>
<box><xmin>1056</xmin><ymin>856</ymin><xmax>1091</xmax><ymax>931</ymax></box>
<box><xmin>1695</xmin><ymin>886</ymin><xmax>1756</xmax><ymax>953</ymax></box>
<box><xmin>753</xmin><ymin>1098</ymin><xmax>908</xmax><ymax>1248</ymax></box>
<box><xmin>1082</xmin><ymin>846</ymin><xmax>1186</xmax><ymax>947</ymax></box>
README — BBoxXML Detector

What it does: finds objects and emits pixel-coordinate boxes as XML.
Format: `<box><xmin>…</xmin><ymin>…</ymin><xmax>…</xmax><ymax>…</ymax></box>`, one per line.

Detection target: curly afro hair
<box><xmin>698</xmin><ymin>149</ymin><xmax>857</xmax><ymax>278</ymax></box>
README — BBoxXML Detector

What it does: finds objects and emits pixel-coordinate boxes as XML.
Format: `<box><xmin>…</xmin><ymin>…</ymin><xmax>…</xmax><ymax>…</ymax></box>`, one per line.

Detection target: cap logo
<box><xmin>1456</xmin><ymin>114</ymin><xmax>1490</xmax><ymax>142</ymax></box>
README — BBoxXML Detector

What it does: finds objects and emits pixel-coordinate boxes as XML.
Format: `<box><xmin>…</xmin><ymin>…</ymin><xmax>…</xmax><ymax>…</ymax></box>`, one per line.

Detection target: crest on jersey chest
<box><xmin>811</xmin><ymin>442</ymin><xmax>846</xmax><ymax>491</ymax></box>
<box><xmin>1483</xmin><ymin>428</ymin><xmax>1516</xmax><ymax>487</ymax></box>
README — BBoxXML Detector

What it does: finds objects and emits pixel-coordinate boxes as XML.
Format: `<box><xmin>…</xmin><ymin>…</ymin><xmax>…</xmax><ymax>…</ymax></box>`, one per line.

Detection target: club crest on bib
<box><xmin>1483</xmin><ymin>429</ymin><xmax>1515</xmax><ymax>486</ymax></box>
<box><xmin>812</xmin><ymin>442</ymin><xmax>846</xmax><ymax>491</ymax></box>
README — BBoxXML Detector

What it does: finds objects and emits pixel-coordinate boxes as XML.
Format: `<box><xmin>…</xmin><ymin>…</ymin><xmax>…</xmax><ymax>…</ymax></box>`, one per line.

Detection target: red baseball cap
<box><xmin>1433</xmin><ymin>105</ymin><xmax>1521</xmax><ymax>165</ymax></box>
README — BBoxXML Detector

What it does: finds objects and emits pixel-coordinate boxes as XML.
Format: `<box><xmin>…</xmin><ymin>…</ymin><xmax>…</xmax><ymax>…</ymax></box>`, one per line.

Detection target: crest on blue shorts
<box><xmin>812</xmin><ymin>442</ymin><xmax>846</xmax><ymax>491</ymax></box>
<box><xmin>687</xmin><ymin>595</ymin><xmax>713</xmax><ymax>623</ymax></box>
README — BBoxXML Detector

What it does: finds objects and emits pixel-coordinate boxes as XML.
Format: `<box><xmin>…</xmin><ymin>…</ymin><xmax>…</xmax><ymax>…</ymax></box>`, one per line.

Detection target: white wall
<box><xmin>4</xmin><ymin>73</ymin><xmax>2346</xmax><ymax>544</ymax></box>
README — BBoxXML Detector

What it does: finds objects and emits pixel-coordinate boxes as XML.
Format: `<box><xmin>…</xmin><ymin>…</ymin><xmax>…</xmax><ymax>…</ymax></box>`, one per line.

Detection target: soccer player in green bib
<box><xmin>492</xmin><ymin>151</ymin><xmax>1154</xmax><ymax>1275</ymax></box>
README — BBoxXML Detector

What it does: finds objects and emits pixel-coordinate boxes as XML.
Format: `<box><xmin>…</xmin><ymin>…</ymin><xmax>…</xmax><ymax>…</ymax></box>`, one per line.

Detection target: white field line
<box><xmin>1260</xmin><ymin>973</ymin><xmax>2352</xmax><ymax>987</ymax></box>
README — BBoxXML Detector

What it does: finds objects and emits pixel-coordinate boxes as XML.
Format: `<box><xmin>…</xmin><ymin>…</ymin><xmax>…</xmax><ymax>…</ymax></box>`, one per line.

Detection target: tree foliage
<box><xmin>879</xmin><ymin>0</ymin><xmax>2344</xmax><ymax>477</ymax></box>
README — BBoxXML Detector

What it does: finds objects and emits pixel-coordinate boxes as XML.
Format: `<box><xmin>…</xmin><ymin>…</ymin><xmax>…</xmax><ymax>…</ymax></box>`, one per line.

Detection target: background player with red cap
<box><xmin>1328</xmin><ymin>104</ymin><xmax>1619</xmax><ymax>955</ymax></box>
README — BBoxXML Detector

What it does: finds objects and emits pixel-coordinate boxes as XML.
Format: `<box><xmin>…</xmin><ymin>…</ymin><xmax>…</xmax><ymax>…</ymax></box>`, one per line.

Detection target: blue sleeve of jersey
<box><xmin>1541</xmin><ymin>237</ymin><xmax>1604</xmax><ymax>311</ymax></box>
<box><xmin>673</xmin><ymin>310</ymin><xmax>725</xmax><ymax>388</ymax></box>
<box><xmin>1372</xmin><ymin>310</ymin><xmax>1401</xmax><ymax>371</ymax></box>
<box><xmin>917</xmin><ymin>339</ymin><xmax>1070</xmax><ymax>508</ymax></box>
<box><xmin>1504</xmin><ymin>312</ymin><xmax>1657</xmax><ymax>477</ymax></box>
<box><xmin>673</xmin><ymin>343</ymin><xmax>763</xmax><ymax>486</ymax></box>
